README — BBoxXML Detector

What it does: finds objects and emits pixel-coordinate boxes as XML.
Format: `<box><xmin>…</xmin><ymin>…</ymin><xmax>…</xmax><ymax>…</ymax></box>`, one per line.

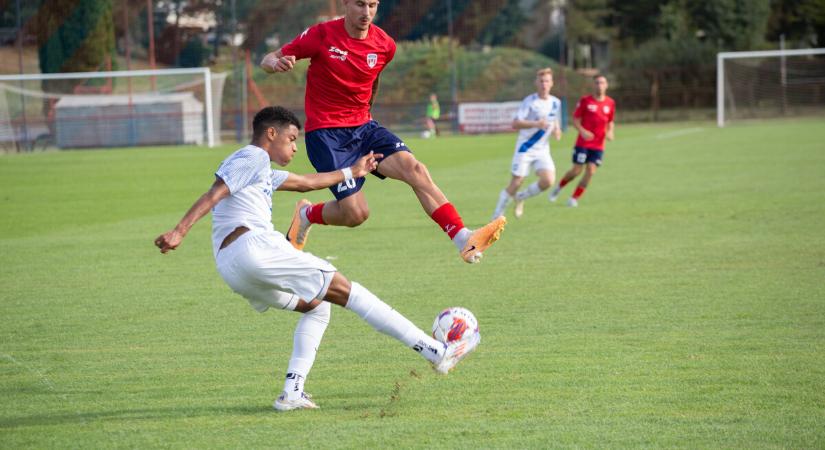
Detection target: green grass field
<box><xmin>1</xmin><ymin>118</ymin><xmax>824</xmax><ymax>448</ymax></box>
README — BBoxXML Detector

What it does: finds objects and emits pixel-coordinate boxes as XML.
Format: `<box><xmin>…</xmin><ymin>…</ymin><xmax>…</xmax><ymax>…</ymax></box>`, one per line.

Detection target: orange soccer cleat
<box><xmin>460</xmin><ymin>216</ymin><xmax>507</xmax><ymax>263</ymax></box>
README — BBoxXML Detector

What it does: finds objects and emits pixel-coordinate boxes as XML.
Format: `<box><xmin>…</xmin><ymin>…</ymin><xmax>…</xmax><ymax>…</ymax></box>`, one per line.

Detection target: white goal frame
<box><xmin>717</xmin><ymin>48</ymin><xmax>825</xmax><ymax>127</ymax></box>
<box><xmin>0</xmin><ymin>67</ymin><xmax>216</xmax><ymax>148</ymax></box>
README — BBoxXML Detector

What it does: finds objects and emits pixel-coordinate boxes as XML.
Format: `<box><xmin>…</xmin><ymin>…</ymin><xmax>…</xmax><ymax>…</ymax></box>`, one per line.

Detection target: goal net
<box><xmin>0</xmin><ymin>68</ymin><xmax>227</xmax><ymax>151</ymax></box>
<box><xmin>717</xmin><ymin>48</ymin><xmax>825</xmax><ymax>127</ymax></box>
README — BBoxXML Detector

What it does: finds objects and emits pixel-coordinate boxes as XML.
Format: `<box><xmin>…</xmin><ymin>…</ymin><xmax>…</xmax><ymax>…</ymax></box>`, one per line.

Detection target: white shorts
<box><xmin>215</xmin><ymin>230</ymin><xmax>336</xmax><ymax>313</ymax></box>
<box><xmin>510</xmin><ymin>149</ymin><xmax>555</xmax><ymax>177</ymax></box>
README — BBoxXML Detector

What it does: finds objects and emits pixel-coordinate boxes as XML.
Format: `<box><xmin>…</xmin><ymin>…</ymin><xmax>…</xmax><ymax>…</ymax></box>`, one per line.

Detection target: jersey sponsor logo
<box><xmin>366</xmin><ymin>53</ymin><xmax>378</xmax><ymax>68</ymax></box>
<box><xmin>328</xmin><ymin>46</ymin><xmax>348</xmax><ymax>61</ymax></box>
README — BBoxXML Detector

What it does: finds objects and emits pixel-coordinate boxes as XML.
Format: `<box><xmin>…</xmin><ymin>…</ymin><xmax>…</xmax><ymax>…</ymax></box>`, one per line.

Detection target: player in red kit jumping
<box><xmin>260</xmin><ymin>0</ymin><xmax>505</xmax><ymax>263</ymax></box>
<box><xmin>549</xmin><ymin>75</ymin><xmax>616</xmax><ymax>207</ymax></box>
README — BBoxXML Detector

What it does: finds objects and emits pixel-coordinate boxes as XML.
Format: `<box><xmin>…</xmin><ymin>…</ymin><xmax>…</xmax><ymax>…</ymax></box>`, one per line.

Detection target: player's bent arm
<box><xmin>573</xmin><ymin>117</ymin><xmax>594</xmax><ymax>139</ymax></box>
<box><xmin>260</xmin><ymin>49</ymin><xmax>295</xmax><ymax>73</ymax></box>
<box><xmin>154</xmin><ymin>178</ymin><xmax>230</xmax><ymax>253</ymax></box>
<box><xmin>277</xmin><ymin>152</ymin><xmax>383</xmax><ymax>192</ymax></box>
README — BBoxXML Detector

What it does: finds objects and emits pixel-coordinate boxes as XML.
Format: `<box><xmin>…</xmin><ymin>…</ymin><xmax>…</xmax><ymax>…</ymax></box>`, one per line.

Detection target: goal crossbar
<box><xmin>717</xmin><ymin>48</ymin><xmax>825</xmax><ymax>127</ymax></box>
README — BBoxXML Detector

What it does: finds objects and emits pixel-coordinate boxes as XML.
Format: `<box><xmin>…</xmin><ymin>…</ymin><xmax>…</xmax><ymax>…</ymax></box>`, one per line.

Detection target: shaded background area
<box><xmin>1</xmin><ymin>0</ymin><xmax>824</xmax><ymax>150</ymax></box>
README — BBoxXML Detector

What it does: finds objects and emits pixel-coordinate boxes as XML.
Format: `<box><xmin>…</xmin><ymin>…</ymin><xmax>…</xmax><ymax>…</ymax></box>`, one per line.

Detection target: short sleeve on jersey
<box><xmin>515</xmin><ymin>95</ymin><xmax>533</xmax><ymax>121</ymax></box>
<box><xmin>270</xmin><ymin>170</ymin><xmax>289</xmax><ymax>190</ymax></box>
<box><xmin>281</xmin><ymin>24</ymin><xmax>324</xmax><ymax>60</ymax></box>
<box><xmin>215</xmin><ymin>148</ymin><xmax>269</xmax><ymax>194</ymax></box>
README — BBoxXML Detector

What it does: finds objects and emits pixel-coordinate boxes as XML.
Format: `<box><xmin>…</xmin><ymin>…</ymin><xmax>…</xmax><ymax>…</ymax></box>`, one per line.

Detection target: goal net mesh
<box><xmin>0</xmin><ymin>70</ymin><xmax>226</xmax><ymax>151</ymax></box>
<box><xmin>722</xmin><ymin>52</ymin><xmax>825</xmax><ymax>122</ymax></box>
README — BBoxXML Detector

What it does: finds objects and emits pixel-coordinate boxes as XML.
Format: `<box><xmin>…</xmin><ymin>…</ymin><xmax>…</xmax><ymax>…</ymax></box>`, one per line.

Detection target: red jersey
<box><xmin>573</xmin><ymin>94</ymin><xmax>615</xmax><ymax>150</ymax></box>
<box><xmin>280</xmin><ymin>18</ymin><xmax>396</xmax><ymax>132</ymax></box>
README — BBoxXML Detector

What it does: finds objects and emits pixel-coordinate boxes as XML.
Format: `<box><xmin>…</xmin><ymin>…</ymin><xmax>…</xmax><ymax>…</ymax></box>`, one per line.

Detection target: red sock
<box><xmin>572</xmin><ymin>186</ymin><xmax>586</xmax><ymax>199</ymax></box>
<box><xmin>559</xmin><ymin>178</ymin><xmax>570</xmax><ymax>188</ymax></box>
<box><xmin>430</xmin><ymin>203</ymin><xmax>464</xmax><ymax>239</ymax></box>
<box><xmin>306</xmin><ymin>202</ymin><xmax>326</xmax><ymax>225</ymax></box>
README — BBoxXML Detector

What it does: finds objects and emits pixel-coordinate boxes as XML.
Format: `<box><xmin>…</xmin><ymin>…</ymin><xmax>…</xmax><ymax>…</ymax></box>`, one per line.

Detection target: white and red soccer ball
<box><xmin>432</xmin><ymin>307</ymin><xmax>479</xmax><ymax>344</ymax></box>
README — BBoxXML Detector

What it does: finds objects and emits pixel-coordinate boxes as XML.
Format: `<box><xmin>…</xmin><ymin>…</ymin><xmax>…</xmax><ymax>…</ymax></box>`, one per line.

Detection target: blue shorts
<box><xmin>305</xmin><ymin>120</ymin><xmax>410</xmax><ymax>200</ymax></box>
<box><xmin>572</xmin><ymin>146</ymin><xmax>604</xmax><ymax>166</ymax></box>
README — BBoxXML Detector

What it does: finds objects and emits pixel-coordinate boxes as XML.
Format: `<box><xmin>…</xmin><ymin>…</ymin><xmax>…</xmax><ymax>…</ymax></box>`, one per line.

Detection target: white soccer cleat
<box><xmin>513</xmin><ymin>198</ymin><xmax>525</xmax><ymax>219</ymax></box>
<box><xmin>567</xmin><ymin>197</ymin><xmax>578</xmax><ymax>208</ymax></box>
<box><xmin>273</xmin><ymin>391</ymin><xmax>318</xmax><ymax>411</ymax></box>
<box><xmin>433</xmin><ymin>333</ymin><xmax>480</xmax><ymax>374</ymax></box>
<box><xmin>548</xmin><ymin>187</ymin><xmax>561</xmax><ymax>202</ymax></box>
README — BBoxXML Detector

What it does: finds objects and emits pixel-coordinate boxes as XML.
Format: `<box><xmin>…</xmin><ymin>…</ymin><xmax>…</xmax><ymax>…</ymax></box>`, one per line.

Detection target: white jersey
<box><xmin>513</xmin><ymin>93</ymin><xmax>562</xmax><ymax>154</ymax></box>
<box><xmin>211</xmin><ymin>145</ymin><xmax>289</xmax><ymax>257</ymax></box>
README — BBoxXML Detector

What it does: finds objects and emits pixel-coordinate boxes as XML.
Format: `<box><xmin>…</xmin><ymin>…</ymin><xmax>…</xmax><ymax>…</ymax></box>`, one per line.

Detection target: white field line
<box><xmin>655</xmin><ymin>127</ymin><xmax>705</xmax><ymax>140</ymax></box>
<box><xmin>1</xmin><ymin>352</ymin><xmax>87</xmax><ymax>424</ymax></box>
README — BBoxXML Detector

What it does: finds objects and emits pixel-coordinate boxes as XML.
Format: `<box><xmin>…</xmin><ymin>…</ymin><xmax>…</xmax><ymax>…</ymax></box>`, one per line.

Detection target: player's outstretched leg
<box><xmin>274</xmin><ymin>301</ymin><xmax>330</xmax><ymax>411</ymax></box>
<box><xmin>567</xmin><ymin>163</ymin><xmax>596</xmax><ymax>207</ymax></box>
<box><xmin>286</xmin><ymin>199</ymin><xmax>313</xmax><ymax>250</ymax></box>
<box><xmin>514</xmin><ymin>170</ymin><xmax>554</xmax><ymax>218</ymax></box>
<box><xmin>378</xmin><ymin>152</ymin><xmax>507</xmax><ymax>264</ymax></box>
<box><xmin>492</xmin><ymin>189</ymin><xmax>513</xmax><ymax>220</ymax></box>
<box><xmin>553</xmin><ymin>162</ymin><xmax>584</xmax><ymax>202</ymax></box>
<box><xmin>513</xmin><ymin>182</ymin><xmax>542</xmax><ymax>219</ymax></box>
<box><xmin>323</xmin><ymin>274</ymin><xmax>479</xmax><ymax>373</ymax></box>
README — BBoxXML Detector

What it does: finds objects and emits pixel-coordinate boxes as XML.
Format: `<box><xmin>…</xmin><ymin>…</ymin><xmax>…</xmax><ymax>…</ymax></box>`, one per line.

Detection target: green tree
<box><xmin>612</xmin><ymin>0</ymin><xmax>665</xmax><ymax>44</ymax></box>
<box><xmin>375</xmin><ymin>0</ymin><xmax>527</xmax><ymax>46</ymax></box>
<box><xmin>36</xmin><ymin>0</ymin><xmax>116</xmax><ymax>91</ymax></box>
<box><xmin>767</xmin><ymin>0</ymin><xmax>825</xmax><ymax>46</ymax></box>
<box><xmin>687</xmin><ymin>0</ymin><xmax>771</xmax><ymax>50</ymax></box>
<box><xmin>566</xmin><ymin>0</ymin><xmax>616</xmax><ymax>44</ymax></box>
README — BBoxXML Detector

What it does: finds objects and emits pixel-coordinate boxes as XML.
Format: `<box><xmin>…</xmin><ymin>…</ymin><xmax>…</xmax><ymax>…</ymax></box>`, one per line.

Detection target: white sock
<box><xmin>515</xmin><ymin>182</ymin><xmax>542</xmax><ymax>201</ymax></box>
<box><xmin>346</xmin><ymin>282</ymin><xmax>444</xmax><ymax>363</ymax></box>
<box><xmin>283</xmin><ymin>301</ymin><xmax>330</xmax><ymax>400</ymax></box>
<box><xmin>451</xmin><ymin>227</ymin><xmax>472</xmax><ymax>251</ymax></box>
<box><xmin>492</xmin><ymin>190</ymin><xmax>512</xmax><ymax>219</ymax></box>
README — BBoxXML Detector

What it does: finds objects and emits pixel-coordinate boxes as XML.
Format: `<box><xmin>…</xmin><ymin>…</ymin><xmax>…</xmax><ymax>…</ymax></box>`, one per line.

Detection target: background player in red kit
<box><xmin>260</xmin><ymin>0</ymin><xmax>505</xmax><ymax>264</ymax></box>
<box><xmin>549</xmin><ymin>75</ymin><xmax>616</xmax><ymax>207</ymax></box>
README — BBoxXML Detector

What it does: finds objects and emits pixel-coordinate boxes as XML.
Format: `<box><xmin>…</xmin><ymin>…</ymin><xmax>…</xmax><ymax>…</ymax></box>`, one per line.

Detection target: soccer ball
<box><xmin>421</xmin><ymin>130</ymin><xmax>432</xmax><ymax>139</ymax></box>
<box><xmin>432</xmin><ymin>307</ymin><xmax>479</xmax><ymax>344</ymax></box>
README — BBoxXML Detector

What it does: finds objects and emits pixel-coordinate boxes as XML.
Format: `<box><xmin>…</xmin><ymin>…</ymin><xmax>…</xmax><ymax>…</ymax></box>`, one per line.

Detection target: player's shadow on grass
<box><xmin>0</xmin><ymin>404</ymin><xmax>278</xmax><ymax>429</ymax></box>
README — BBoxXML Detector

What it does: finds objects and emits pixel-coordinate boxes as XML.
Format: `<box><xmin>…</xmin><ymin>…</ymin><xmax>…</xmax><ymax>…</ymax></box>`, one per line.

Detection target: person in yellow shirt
<box><xmin>424</xmin><ymin>93</ymin><xmax>441</xmax><ymax>138</ymax></box>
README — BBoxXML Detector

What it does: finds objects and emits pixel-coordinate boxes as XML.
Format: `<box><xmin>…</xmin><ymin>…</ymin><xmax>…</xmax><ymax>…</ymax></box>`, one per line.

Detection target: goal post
<box><xmin>0</xmin><ymin>67</ymin><xmax>226</xmax><ymax>150</ymax></box>
<box><xmin>717</xmin><ymin>48</ymin><xmax>825</xmax><ymax>127</ymax></box>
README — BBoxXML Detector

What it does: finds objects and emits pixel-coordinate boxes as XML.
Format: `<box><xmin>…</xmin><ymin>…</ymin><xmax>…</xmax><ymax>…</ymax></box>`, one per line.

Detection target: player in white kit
<box><xmin>154</xmin><ymin>107</ymin><xmax>478</xmax><ymax>412</ymax></box>
<box><xmin>491</xmin><ymin>68</ymin><xmax>562</xmax><ymax>220</ymax></box>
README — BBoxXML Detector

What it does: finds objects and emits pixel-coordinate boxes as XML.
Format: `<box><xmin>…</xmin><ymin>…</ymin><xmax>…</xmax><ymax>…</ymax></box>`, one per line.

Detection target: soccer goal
<box><xmin>0</xmin><ymin>67</ymin><xmax>227</xmax><ymax>150</ymax></box>
<box><xmin>717</xmin><ymin>48</ymin><xmax>825</xmax><ymax>127</ymax></box>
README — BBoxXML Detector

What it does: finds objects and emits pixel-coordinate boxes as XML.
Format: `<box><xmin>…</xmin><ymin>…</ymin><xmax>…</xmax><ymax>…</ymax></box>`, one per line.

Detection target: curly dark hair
<box><xmin>252</xmin><ymin>106</ymin><xmax>302</xmax><ymax>138</ymax></box>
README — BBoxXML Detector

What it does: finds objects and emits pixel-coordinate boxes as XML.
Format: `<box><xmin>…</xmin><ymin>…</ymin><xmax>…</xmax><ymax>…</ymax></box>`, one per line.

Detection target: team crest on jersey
<box><xmin>603</xmin><ymin>106</ymin><xmax>611</xmax><ymax>114</ymax></box>
<box><xmin>366</xmin><ymin>53</ymin><xmax>378</xmax><ymax>68</ymax></box>
<box><xmin>329</xmin><ymin>46</ymin><xmax>348</xmax><ymax>61</ymax></box>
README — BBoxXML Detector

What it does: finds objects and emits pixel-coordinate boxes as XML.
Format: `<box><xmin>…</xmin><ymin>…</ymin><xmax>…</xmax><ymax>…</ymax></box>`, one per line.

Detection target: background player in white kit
<box><xmin>492</xmin><ymin>68</ymin><xmax>562</xmax><ymax>220</ymax></box>
<box><xmin>154</xmin><ymin>107</ymin><xmax>478</xmax><ymax>412</ymax></box>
